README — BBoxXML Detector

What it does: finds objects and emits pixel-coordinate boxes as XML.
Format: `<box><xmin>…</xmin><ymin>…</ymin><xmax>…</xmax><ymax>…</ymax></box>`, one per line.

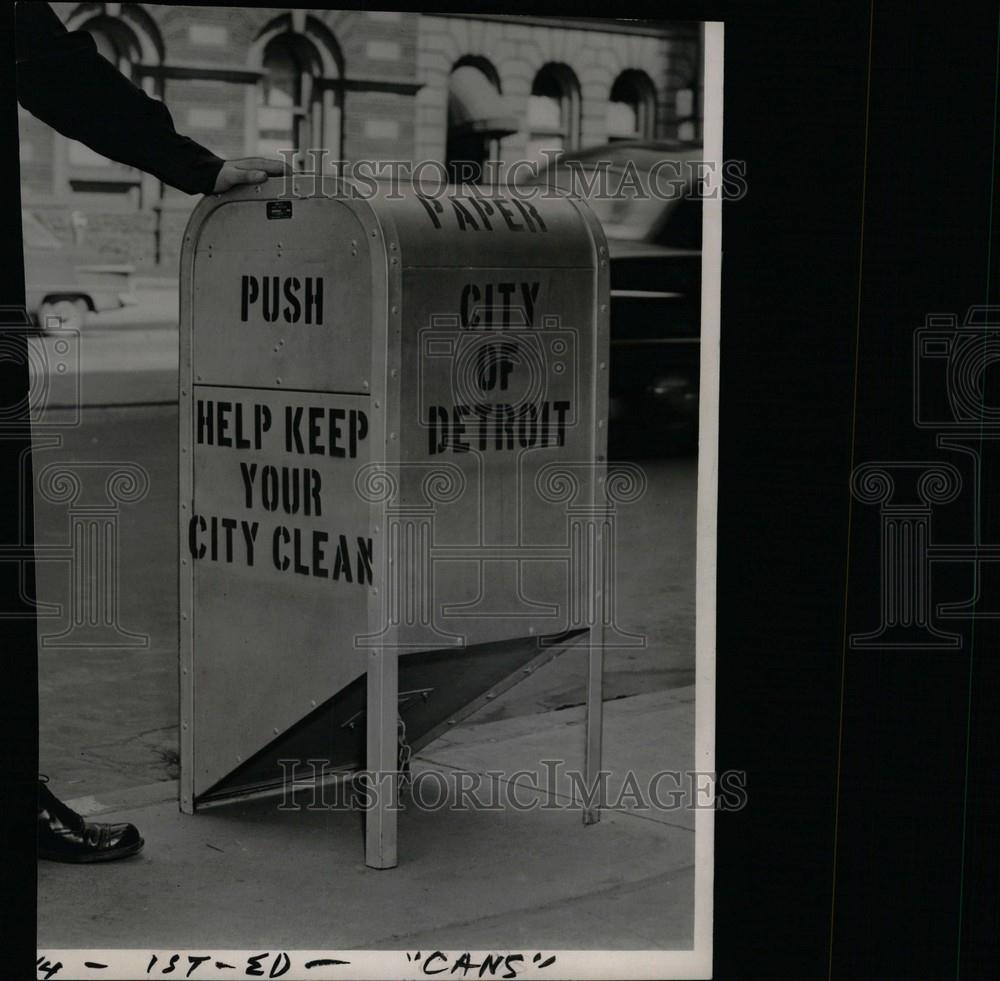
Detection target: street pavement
<box><xmin>29</xmin><ymin>284</ymin><xmax>179</xmax><ymax>409</ymax></box>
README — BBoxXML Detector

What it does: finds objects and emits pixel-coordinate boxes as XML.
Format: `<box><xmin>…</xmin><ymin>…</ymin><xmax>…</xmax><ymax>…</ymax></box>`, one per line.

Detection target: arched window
<box><xmin>258</xmin><ymin>35</ymin><xmax>316</xmax><ymax>165</ymax></box>
<box><xmin>526</xmin><ymin>63</ymin><xmax>581</xmax><ymax>164</ymax></box>
<box><xmin>446</xmin><ymin>59</ymin><xmax>516</xmax><ymax>185</ymax></box>
<box><xmin>606</xmin><ymin>70</ymin><xmax>657</xmax><ymax>142</ymax></box>
<box><xmin>255</xmin><ymin>23</ymin><xmax>342</xmax><ymax>169</ymax></box>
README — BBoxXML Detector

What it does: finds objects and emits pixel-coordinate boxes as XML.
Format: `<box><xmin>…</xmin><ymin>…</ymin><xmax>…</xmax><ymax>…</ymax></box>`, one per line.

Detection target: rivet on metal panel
<box><xmin>276</xmin><ymin>378</ymin><xmax>282</xmax><ymax>385</ymax></box>
<box><xmin>236</xmin><ymin>755</ymin><xmax>242</xmax><ymax>763</ymax></box>
<box><xmin>371</xmin><ymin>587</ymin><xmax>378</xmax><ymax>595</ymax></box>
<box><xmin>196</xmin><ymin>375</ymin><xmax>202</xmax><ymax>381</ymax></box>
<box><xmin>181</xmin><ymin>446</ymin><xmax>187</xmax><ymax>453</ymax></box>
<box><xmin>374</xmin><ymin>526</ymin><xmax>380</xmax><ymax>534</ymax></box>
<box><xmin>181</xmin><ymin>558</ymin><xmax>187</xmax><ymax>565</ymax></box>
<box><xmin>370</xmin><ymin>229</ymin><xmax>377</xmax><ymax>236</ymax></box>
<box><xmin>374</xmin><ymin>400</ymin><xmax>380</xmax><ymax>409</ymax></box>
<box><xmin>599</xmin><ymin>245</ymin><xmax>606</xmax><ymax>256</ymax></box>
<box><xmin>598</xmin><ymin>420</ymin><xmax>604</xmax><ymax>429</ymax></box>
<box><xmin>362</xmin><ymin>380</ymin><xmax>369</xmax><ymax>389</ymax></box>
<box><xmin>182</xmin><ymin>723</ymin><xmax>188</xmax><ymax>730</ymax></box>
<box><xmin>390</xmin><ymin>257</ymin><xmax>398</xmax><ymax>265</ymax></box>
<box><xmin>182</xmin><ymin>667</ymin><xmax>187</xmax><ymax>674</ymax></box>
<box><xmin>389</xmin><ymin>242</ymin><xmax>397</xmax><ymax>251</ymax></box>
<box><xmin>391</xmin><ymin>306</ymin><xmax>398</xmax><ymax>315</ymax></box>
<box><xmin>181</xmin><ymin>612</ymin><xmax>188</xmax><ymax>620</ymax></box>
<box><xmin>447</xmin><ymin>719</ymin><xmax>456</xmax><ymax>726</ymax></box>
<box><xmin>600</xmin><ymin>304</ymin><xmax>607</xmax><ymax>313</ymax></box>
<box><xmin>181</xmin><ymin>503</ymin><xmax>187</xmax><ymax>510</ymax></box>
<box><xmin>310</xmin><ymin>700</ymin><xmax>317</xmax><ymax>708</ymax></box>
<box><xmin>528</xmin><ymin>626</ymin><xmax>535</xmax><ymax>634</ymax></box>
<box><xmin>181</xmin><ymin>389</ymin><xmax>187</xmax><ymax>396</ymax></box>
<box><xmin>390</xmin><ymin>369</ymin><xmax>397</xmax><ymax>378</ymax></box>
<box><xmin>599</xmin><ymin>362</ymin><xmax>606</xmax><ymax>370</ymax></box>
<box><xmin>485</xmin><ymin>692</ymin><xmax>495</xmax><ymax>700</ymax></box>
<box><xmin>390</xmin><ymin>432</ymin><xmax>397</xmax><ymax>440</ymax></box>
<box><xmin>273</xmin><ymin>727</ymin><xmax>279</xmax><ymax>735</ymax></box>
<box><xmin>351</xmin><ymin>240</ymin><xmax>357</xmax><ymax>247</ymax></box>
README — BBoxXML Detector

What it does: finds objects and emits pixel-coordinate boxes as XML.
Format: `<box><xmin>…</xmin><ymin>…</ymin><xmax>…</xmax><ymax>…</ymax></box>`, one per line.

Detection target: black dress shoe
<box><xmin>37</xmin><ymin>777</ymin><xmax>144</xmax><ymax>863</ymax></box>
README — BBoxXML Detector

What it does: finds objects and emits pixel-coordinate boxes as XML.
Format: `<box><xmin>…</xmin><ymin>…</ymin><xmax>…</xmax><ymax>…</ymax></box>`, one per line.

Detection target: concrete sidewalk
<box><xmin>39</xmin><ymin>688</ymin><xmax>697</xmax><ymax>951</ymax></box>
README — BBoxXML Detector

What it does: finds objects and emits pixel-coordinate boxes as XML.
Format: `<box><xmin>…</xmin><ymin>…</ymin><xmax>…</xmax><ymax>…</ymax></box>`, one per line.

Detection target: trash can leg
<box><xmin>583</xmin><ymin>631</ymin><xmax>604</xmax><ymax>825</ymax></box>
<box><xmin>365</xmin><ymin>648</ymin><xmax>398</xmax><ymax>868</ymax></box>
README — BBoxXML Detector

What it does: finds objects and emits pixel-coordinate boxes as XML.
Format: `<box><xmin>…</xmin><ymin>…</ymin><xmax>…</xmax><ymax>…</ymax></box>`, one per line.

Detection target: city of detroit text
<box><xmin>430</xmin><ymin>277</ymin><xmax>574</xmax><ymax>455</ymax></box>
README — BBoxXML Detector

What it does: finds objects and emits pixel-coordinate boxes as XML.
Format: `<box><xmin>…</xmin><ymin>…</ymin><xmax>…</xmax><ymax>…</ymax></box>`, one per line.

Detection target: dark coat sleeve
<box><xmin>15</xmin><ymin>2</ymin><xmax>225</xmax><ymax>196</ymax></box>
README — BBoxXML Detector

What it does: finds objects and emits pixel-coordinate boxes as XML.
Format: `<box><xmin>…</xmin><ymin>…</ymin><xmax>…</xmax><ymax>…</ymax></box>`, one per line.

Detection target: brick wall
<box><xmin>416</xmin><ymin>16</ymin><xmax>700</xmax><ymax>165</ymax></box>
<box><xmin>157</xmin><ymin>4</ymin><xmax>261</xmax><ymax>66</ymax></box>
<box><xmin>342</xmin><ymin>89</ymin><xmax>416</xmax><ymax>161</ymax></box>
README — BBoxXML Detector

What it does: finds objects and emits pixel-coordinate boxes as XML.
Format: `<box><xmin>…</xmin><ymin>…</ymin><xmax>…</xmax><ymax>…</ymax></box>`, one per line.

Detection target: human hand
<box><xmin>213</xmin><ymin>157</ymin><xmax>291</xmax><ymax>193</ymax></box>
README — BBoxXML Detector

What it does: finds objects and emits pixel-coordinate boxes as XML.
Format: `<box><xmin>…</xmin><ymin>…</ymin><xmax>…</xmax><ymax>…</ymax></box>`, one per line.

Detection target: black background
<box><xmin>2</xmin><ymin>2</ymin><xmax>999</xmax><ymax>978</ymax></box>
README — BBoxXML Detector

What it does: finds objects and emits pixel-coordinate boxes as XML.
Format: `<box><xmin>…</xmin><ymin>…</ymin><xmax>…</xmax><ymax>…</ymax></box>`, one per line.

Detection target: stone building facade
<box><xmin>18</xmin><ymin>4</ymin><xmax>702</xmax><ymax>270</ymax></box>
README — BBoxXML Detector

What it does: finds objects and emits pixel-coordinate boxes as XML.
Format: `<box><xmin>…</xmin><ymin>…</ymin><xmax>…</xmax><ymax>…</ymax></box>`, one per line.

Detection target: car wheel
<box><xmin>38</xmin><ymin>298</ymin><xmax>88</xmax><ymax>332</ymax></box>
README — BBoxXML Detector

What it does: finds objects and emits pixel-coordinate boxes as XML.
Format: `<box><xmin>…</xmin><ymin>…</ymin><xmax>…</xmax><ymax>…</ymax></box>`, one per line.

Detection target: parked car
<box><xmin>520</xmin><ymin>140</ymin><xmax>703</xmax><ymax>454</ymax></box>
<box><xmin>22</xmin><ymin>209</ymin><xmax>137</xmax><ymax>331</ymax></box>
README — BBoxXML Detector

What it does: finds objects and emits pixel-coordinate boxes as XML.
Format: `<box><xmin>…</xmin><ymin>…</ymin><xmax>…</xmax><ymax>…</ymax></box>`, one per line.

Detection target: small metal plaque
<box><xmin>266</xmin><ymin>200</ymin><xmax>292</xmax><ymax>220</ymax></box>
